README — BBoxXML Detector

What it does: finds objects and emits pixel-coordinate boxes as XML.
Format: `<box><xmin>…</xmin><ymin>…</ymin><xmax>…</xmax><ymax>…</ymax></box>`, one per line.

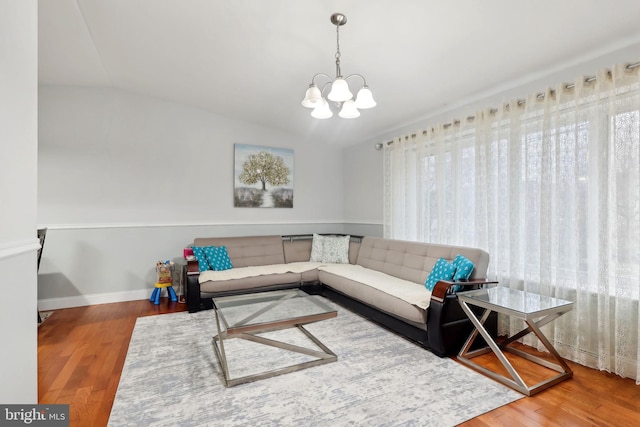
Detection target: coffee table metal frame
<box><xmin>211</xmin><ymin>289</ymin><xmax>337</xmax><ymax>387</ymax></box>
<box><xmin>457</xmin><ymin>286</ymin><xmax>574</xmax><ymax>396</ymax></box>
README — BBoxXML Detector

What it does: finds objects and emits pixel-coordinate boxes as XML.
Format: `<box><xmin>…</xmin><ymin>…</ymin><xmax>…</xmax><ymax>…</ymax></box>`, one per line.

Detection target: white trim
<box><xmin>0</xmin><ymin>238</ymin><xmax>41</xmax><ymax>261</ymax></box>
<box><xmin>37</xmin><ymin>288</ymin><xmax>163</xmax><ymax>310</ymax></box>
<box><xmin>38</xmin><ymin>219</ymin><xmax>382</xmax><ymax>231</ymax></box>
<box><xmin>343</xmin><ymin>220</ymin><xmax>383</xmax><ymax>226</ymax></box>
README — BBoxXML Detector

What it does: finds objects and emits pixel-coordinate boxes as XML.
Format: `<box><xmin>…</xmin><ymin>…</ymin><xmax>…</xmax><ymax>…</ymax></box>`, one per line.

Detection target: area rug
<box><xmin>108</xmin><ymin>303</ymin><xmax>522</xmax><ymax>426</ymax></box>
<box><xmin>38</xmin><ymin>311</ymin><xmax>54</xmax><ymax>326</ymax></box>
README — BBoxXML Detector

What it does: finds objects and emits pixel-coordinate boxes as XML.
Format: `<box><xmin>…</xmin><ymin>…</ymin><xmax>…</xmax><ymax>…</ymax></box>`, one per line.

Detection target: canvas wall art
<box><xmin>234</xmin><ymin>144</ymin><xmax>294</xmax><ymax>208</ymax></box>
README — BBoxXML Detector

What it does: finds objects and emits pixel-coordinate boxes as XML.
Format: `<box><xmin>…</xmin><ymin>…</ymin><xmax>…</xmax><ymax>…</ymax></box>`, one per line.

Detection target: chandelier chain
<box><xmin>335</xmin><ymin>24</ymin><xmax>342</xmax><ymax>77</ymax></box>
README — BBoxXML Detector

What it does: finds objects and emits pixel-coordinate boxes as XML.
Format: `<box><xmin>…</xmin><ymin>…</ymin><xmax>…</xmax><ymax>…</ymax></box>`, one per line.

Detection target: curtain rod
<box><xmin>385</xmin><ymin>61</ymin><xmax>640</xmax><ymax>145</ymax></box>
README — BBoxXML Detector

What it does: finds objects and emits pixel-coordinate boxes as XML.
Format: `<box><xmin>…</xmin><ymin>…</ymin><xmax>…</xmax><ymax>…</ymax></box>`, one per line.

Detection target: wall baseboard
<box><xmin>37</xmin><ymin>288</ymin><xmax>177</xmax><ymax>310</ymax></box>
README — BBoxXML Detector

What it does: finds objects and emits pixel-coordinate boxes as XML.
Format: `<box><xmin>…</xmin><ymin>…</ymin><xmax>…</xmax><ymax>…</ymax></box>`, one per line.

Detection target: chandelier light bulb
<box><xmin>311</xmin><ymin>99</ymin><xmax>333</xmax><ymax>119</ymax></box>
<box><xmin>301</xmin><ymin>84</ymin><xmax>323</xmax><ymax>108</ymax></box>
<box><xmin>339</xmin><ymin>99</ymin><xmax>360</xmax><ymax>119</ymax></box>
<box><xmin>328</xmin><ymin>78</ymin><xmax>353</xmax><ymax>102</ymax></box>
<box><xmin>355</xmin><ymin>86</ymin><xmax>377</xmax><ymax>109</ymax></box>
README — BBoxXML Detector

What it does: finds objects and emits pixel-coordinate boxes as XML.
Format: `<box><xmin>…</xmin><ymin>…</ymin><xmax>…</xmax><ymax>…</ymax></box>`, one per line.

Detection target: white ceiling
<box><xmin>38</xmin><ymin>0</ymin><xmax>640</xmax><ymax>146</ymax></box>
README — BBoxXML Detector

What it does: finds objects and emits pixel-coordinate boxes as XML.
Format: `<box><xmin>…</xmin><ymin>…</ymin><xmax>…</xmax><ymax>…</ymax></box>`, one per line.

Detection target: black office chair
<box><xmin>37</xmin><ymin>228</ymin><xmax>47</xmax><ymax>323</ymax></box>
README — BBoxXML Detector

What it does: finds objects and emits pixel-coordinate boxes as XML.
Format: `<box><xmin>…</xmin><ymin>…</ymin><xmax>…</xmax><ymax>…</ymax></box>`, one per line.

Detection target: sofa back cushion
<box><xmin>283</xmin><ymin>239</ymin><xmax>315</xmax><ymax>263</ymax></box>
<box><xmin>193</xmin><ymin>235</ymin><xmax>284</xmax><ymax>267</ymax></box>
<box><xmin>356</xmin><ymin>237</ymin><xmax>489</xmax><ymax>285</ymax></box>
<box><xmin>348</xmin><ymin>240</ymin><xmax>362</xmax><ymax>264</ymax></box>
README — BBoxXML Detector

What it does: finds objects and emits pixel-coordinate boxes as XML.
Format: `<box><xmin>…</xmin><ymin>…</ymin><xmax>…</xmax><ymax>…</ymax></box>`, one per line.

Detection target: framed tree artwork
<box><xmin>234</xmin><ymin>144</ymin><xmax>294</xmax><ymax>208</ymax></box>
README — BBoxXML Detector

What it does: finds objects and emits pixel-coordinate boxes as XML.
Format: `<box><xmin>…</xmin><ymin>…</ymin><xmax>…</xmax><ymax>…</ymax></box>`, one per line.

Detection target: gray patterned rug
<box><xmin>38</xmin><ymin>311</ymin><xmax>54</xmax><ymax>326</ymax></box>
<box><xmin>108</xmin><ymin>302</ymin><xmax>522</xmax><ymax>426</ymax></box>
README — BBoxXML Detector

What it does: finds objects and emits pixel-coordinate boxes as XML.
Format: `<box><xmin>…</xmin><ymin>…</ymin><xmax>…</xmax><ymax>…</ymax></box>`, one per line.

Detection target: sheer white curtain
<box><xmin>384</xmin><ymin>63</ymin><xmax>640</xmax><ymax>383</ymax></box>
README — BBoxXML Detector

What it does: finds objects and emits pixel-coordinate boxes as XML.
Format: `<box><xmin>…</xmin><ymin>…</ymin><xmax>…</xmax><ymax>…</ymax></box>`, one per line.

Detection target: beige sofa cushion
<box><xmin>318</xmin><ymin>265</ymin><xmax>428</xmax><ymax>327</ymax></box>
<box><xmin>199</xmin><ymin>262</ymin><xmax>322</xmax><ymax>283</ymax></box>
<box><xmin>283</xmin><ymin>239</ymin><xmax>314</xmax><ymax>263</ymax></box>
<box><xmin>199</xmin><ymin>262</ymin><xmax>322</xmax><ymax>294</ymax></box>
<box><xmin>319</xmin><ymin>264</ymin><xmax>431</xmax><ymax>309</ymax></box>
<box><xmin>194</xmin><ymin>235</ymin><xmax>284</xmax><ymax>267</ymax></box>
<box><xmin>200</xmin><ymin>273</ymin><xmax>301</xmax><ymax>295</ymax></box>
<box><xmin>356</xmin><ymin>237</ymin><xmax>489</xmax><ymax>284</ymax></box>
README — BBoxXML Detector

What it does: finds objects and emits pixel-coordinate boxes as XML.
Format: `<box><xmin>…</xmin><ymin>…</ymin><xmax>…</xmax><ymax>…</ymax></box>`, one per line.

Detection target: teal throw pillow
<box><xmin>425</xmin><ymin>257</ymin><xmax>456</xmax><ymax>291</ymax></box>
<box><xmin>204</xmin><ymin>246</ymin><xmax>233</xmax><ymax>271</ymax></box>
<box><xmin>453</xmin><ymin>254</ymin><xmax>475</xmax><ymax>281</ymax></box>
<box><xmin>192</xmin><ymin>246</ymin><xmax>212</xmax><ymax>271</ymax></box>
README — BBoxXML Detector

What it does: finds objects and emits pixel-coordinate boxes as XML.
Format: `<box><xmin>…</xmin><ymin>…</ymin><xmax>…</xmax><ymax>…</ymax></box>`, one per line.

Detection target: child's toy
<box><xmin>150</xmin><ymin>261</ymin><xmax>178</xmax><ymax>304</ymax></box>
<box><xmin>150</xmin><ymin>281</ymin><xmax>178</xmax><ymax>304</ymax></box>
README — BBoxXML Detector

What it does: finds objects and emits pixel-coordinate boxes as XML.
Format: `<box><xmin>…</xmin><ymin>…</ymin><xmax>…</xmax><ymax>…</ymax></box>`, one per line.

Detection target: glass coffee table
<box><xmin>457</xmin><ymin>286</ymin><xmax>574</xmax><ymax>396</ymax></box>
<box><xmin>211</xmin><ymin>289</ymin><xmax>337</xmax><ymax>387</ymax></box>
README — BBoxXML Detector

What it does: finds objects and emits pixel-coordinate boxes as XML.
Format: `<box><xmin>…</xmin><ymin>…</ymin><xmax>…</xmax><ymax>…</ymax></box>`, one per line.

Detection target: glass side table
<box><xmin>457</xmin><ymin>286</ymin><xmax>574</xmax><ymax>396</ymax></box>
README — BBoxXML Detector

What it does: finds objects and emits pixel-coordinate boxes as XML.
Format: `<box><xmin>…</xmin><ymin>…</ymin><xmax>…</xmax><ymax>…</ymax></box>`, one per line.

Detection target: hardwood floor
<box><xmin>457</xmin><ymin>348</ymin><xmax>640</xmax><ymax>427</ymax></box>
<box><xmin>38</xmin><ymin>299</ymin><xmax>188</xmax><ymax>427</ymax></box>
<box><xmin>38</xmin><ymin>299</ymin><xmax>640</xmax><ymax>427</ymax></box>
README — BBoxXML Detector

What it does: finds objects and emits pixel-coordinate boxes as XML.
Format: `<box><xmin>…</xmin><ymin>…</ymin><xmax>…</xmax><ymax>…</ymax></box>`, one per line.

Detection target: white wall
<box><xmin>38</xmin><ymin>86</ymin><xmax>347</xmax><ymax>308</ymax></box>
<box><xmin>342</xmin><ymin>141</ymin><xmax>384</xmax><ymax>238</ymax></box>
<box><xmin>39</xmin><ymin>86</ymin><xmax>345</xmax><ymax>225</ymax></box>
<box><xmin>0</xmin><ymin>0</ymin><xmax>38</xmax><ymax>404</ymax></box>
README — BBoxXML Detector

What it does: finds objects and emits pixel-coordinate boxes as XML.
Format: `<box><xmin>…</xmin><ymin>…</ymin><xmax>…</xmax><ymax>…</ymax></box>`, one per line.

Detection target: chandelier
<box><xmin>301</xmin><ymin>13</ymin><xmax>376</xmax><ymax>119</ymax></box>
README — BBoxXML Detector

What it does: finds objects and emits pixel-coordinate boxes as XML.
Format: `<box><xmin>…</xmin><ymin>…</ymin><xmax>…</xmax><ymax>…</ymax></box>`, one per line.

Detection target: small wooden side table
<box><xmin>457</xmin><ymin>286</ymin><xmax>574</xmax><ymax>396</ymax></box>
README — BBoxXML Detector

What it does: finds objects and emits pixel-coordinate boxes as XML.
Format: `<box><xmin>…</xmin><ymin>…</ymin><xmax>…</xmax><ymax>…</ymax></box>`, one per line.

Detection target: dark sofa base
<box><xmin>311</xmin><ymin>284</ymin><xmax>431</xmax><ymax>345</ymax></box>
<box><xmin>307</xmin><ymin>283</ymin><xmax>496</xmax><ymax>357</ymax></box>
<box><xmin>428</xmin><ymin>293</ymin><xmax>497</xmax><ymax>356</ymax></box>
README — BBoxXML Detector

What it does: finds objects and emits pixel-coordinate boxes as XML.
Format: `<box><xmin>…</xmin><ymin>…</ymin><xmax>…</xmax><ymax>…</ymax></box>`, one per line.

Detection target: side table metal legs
<box><xmin>457</xmin><ymin>301</ymin><xmax>573</xmax><ymax>396</ymax></box>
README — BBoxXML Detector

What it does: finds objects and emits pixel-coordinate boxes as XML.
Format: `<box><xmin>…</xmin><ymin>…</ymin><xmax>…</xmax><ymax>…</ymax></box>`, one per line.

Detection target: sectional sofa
<box><xmin>183</xmin><ymin>234</ymin><xmax>496</xmax><ymax>357</ymax></box>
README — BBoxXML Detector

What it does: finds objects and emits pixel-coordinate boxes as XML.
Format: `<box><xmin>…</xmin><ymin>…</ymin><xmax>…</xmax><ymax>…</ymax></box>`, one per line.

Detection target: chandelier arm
<box><xmin>344</xmin><ymin>73</ymin><xmax>369</xmax><ymax>87</ymax></box>
<box><xmin>310</xmin><ymin>73</ymin><xmax>333</xmax><ymax>86</ymax></box>
<box><xmin>319</xmin><ymin>81</ymin><xmax>333</xmax><ymax>95</ymax></box>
